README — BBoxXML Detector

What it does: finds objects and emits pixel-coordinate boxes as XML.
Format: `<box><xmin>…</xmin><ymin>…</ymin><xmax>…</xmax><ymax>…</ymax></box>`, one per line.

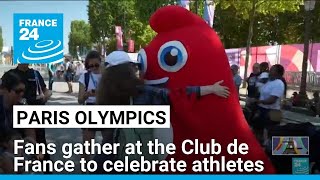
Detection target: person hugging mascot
<box><xmin>137</xmin><ymin>5</ymin><xmax>275</xmax><ymax>174</ymax></box>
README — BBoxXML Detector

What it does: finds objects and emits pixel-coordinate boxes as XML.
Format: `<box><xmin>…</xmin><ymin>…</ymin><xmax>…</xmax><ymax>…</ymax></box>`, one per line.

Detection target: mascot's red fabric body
<box><xmin>139</xmin><ymin>6</ymin><xmax>275</xmax><ymax>174</ymax></box>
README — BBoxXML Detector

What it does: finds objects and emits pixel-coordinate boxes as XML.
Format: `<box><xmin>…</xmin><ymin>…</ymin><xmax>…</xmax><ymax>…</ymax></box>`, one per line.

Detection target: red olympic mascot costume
<box><xmin>138</xmin><ymin>5</ymin><xmax>275</xmax><ymax>174</ymax></box>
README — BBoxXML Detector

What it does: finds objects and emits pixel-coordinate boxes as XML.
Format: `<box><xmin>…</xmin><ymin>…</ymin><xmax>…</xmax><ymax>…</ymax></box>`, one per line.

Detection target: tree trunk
<box><xmin>195</xmin><ymin>0</ymin><xmax>199</xmax><ymax>14</ymax></box>
<box><xmin>299</xmin><ymin>8</ymin><xmax>312</xmax><ymax>105</ymax></box>
<box><xmin>242</xmin><ymin>0</ymin><xmax>258</xmax><ymax>88</ymax></box>
<box><xmin>102</xmin><ymin>37</ymin><xmax>106</xmax><ymax>58</ymax></box>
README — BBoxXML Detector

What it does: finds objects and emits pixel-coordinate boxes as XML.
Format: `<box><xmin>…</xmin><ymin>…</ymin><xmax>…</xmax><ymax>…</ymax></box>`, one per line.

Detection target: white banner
<box><xmin>13</xmin><ymin>105</ymin><xmax>170</xmax><ymax>128</ymax></box>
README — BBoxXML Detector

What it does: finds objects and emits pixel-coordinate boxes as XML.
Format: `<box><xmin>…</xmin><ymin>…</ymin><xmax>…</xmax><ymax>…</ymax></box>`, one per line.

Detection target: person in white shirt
<box><xmin>253</xmin><ymin>64</ymin><xmax>286</xmax><ymax>141</ymax></box>
<box><xmin>77</xmin><ymin>50</ymin><xmax>112</xmax><ymax>163</ymax></box>
<box><xmin>75</xmin><ymin>61</ymin><xmax>85</xmax><ymax>81</ymax></box>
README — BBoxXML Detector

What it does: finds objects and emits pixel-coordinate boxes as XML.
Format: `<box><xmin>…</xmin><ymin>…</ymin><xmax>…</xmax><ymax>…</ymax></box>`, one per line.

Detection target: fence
<box><xmin>284</xmin><ymin>71</ymin><xmax>320</xmax><ymax>90</ymax></box>
<box><xmin>227</xmin><ymin>43</ymin><xmax>320</xmax><ymax>76</ymax></box>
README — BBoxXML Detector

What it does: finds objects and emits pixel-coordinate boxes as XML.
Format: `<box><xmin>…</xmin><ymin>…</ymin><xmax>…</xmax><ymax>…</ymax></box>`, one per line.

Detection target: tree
<box><xmin>218</xmin><ymin>0</ymin><xmax>302</xmax><ymax>87</ymax></box>
<box><xmin>88</xmin><ymin>0</ymin><xmax>112</xmax><ymax>54</ymax></box>
<box><xmin>89</xmin><ymin>0</ymin><xmax>157</xmax><ymax>53</ymax></box>
<box><xmin>68</xmin><ymin>20</ymin><xmax>92</xmax><ymax>58</ymax></box>
<box><xmin>127</xmin><ymin>19</ymin><xmax>156</xmax><ymax>51</ymax></box>
<box><xmin>0</xmin><ymin>26</ymin><xmax>3</xmax><ymax>54</ymax></box>
<box><xmin>133</xmin><ymin>0</ymin><xmax>175</xmax><ymax>23</ymax></box>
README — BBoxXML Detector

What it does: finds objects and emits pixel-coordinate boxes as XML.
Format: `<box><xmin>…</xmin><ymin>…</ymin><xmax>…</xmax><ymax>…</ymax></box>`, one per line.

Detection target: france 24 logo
<box><xmin>13</xmin><ymin>13</ymin><xmax>64</xmax><ymax>64</ymax></box>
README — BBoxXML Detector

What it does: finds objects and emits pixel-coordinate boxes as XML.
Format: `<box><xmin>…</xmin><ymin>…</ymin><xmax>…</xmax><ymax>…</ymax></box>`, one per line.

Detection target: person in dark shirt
<box><xmin>9</xmin><ymin>64</ymin><xmax>51</xmax><ymax>105</ymax></box>
<box><xmin>8</xmin><ymin>64</ymin><xmax>52</xmax><ymax>174</ymax></box>
<box><xmin>0</xmin><ymin>71</ymin><xmax>27</xmax><ymax>133</ymax></box>
<box><xmin>244</xmin><ymin>63</ymin><xmax>260</xmax><ymax>124</ymax></box>
<box><xmin>246</xmin><ymin>63</ymin><xmax>260</xmax><ymax>99</ymax></box>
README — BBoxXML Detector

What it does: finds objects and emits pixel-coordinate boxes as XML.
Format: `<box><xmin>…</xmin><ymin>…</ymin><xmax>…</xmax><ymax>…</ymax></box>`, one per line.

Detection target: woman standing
<box><xmin>77</xmin><ymin>51</ymin><xmax>113</xmax><ymax>164</ymax></box>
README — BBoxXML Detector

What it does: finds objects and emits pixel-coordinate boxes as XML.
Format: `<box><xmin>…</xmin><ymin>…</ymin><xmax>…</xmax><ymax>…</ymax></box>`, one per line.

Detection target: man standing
<box><xmin>8</xmin><ymin>63</ymin><xmax>52</xmax><ymax>173</ymax></box>
<box><xmin>47</xmin><ymin>63</ymin><xmax>55</xmax><ymax>90</ymax></box>
<box><xmin>231</xmin><ymin>64</ymin><xmax>242</xmax><ymax>95</ymax></box>
<box><xmin>64</xmin><ymin>58</ymin><xmax>74</xmax><ymax>93</ymax></box>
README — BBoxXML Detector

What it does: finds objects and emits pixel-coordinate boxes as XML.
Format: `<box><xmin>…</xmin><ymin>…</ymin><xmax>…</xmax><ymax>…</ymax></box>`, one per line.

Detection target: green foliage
<box><xmin>86</xmin><ymin>0</ymin><xmax>319</xmax><ymax>55</ymax></box>
<box><xmin>214</xmin><ymin>0</ymin><xmax>305</xmax><ymax>48</ymax></box>
<box><xmin>214</xmin><ymin>4</ymin><xmax>249</xmax><ymax>48</ymax></box>
<box><xmin>68</xmin><ymin>20</ymin><xmax>92</xmax><ymax>58</ymax></box>
<box><xmin>88</xmin><ymin>0</ymin><xmax>157</xmax><ymax>52</ymax></box>
<box><xmin>133</xmin><ymin>0</ymin><xmax>175</xmax><ymax>23</ymax></box>
<box><xmin>218</xmin><ymin>0</ymin><xmax>302</xmax><ymax>19</ymax></box>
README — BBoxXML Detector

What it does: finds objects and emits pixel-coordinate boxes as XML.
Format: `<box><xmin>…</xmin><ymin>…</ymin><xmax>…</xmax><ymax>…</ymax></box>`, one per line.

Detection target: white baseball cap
<box><xmin>105</xmin><ymin>51</ymin><xmax>138</xmax><ymax>68</ymax></box>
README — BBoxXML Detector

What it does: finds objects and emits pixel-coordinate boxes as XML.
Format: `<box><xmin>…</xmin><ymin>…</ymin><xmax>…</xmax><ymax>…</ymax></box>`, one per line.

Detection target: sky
<box><xmin>0</xmin><ymin>0</ymin><xmax>89</xmax><ymax>54</ymax></box>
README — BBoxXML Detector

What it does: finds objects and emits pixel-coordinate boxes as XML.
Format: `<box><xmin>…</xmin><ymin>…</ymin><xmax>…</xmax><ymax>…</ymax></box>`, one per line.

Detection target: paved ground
<box><xmin>45</xmin><ymin>81</ymin><xmax>102</xmax><ymax>173</ymax></box>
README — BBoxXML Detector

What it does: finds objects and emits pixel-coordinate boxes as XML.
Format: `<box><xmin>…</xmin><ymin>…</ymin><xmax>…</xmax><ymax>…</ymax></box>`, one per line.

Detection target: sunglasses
<box><xmin>88</xmin><ymin>64</ymin><xmax>100</xmax><ymax>68</ymax></box>
<box><xmin>13</xmin><ymin>88</ymin><xmax>25</xmax><ymax>94</ymax></box>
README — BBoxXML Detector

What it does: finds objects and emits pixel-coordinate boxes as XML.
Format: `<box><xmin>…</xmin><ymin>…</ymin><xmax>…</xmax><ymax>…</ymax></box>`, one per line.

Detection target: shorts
<box><xmin>64</xmin><ymin>72</ymin><xmax>73</xmax><ymax>82</ymax></box>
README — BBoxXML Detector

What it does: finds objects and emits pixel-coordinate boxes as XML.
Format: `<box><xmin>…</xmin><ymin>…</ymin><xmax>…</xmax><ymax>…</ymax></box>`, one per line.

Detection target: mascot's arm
<box><xmin>143</xmin><ymin>80</ymin><xmax>228</xmax><ymax>103</ymax></box>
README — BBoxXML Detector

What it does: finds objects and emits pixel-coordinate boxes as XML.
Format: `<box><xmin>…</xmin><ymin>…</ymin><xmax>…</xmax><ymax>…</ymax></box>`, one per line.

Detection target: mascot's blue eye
<box><xmin>158</xmin><ymin>41</ymin><xmax>188</xmax><ymax>72</ymax></box>
<box><xmin>137</xmin><ymin>49</ymin><xmax>147</xmax><ymax>74</ymax></box>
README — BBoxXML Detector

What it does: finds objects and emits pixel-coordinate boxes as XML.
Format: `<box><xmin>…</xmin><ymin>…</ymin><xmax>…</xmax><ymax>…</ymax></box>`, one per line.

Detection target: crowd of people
<box><xmin>48</xmin><ymin>59</ymin><xmax>86</xmax><ymax>92</ymax></box>
<box><xmin>0</xmin><ymin>48</ymin><xmax>317</xmax><ymax>173</ymax></box>
<box><xmin>232</xmin><ymin>62</ymin><xmax>287</xmax><ymax>144</ymax></box>
<box><xmin>0</xmin><ymin>49</ymin><xmax>230</xmax><ymax>174</ymax></box>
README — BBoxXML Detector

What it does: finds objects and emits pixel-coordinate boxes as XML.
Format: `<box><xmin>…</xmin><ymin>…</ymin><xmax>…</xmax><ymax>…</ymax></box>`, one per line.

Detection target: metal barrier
<box><xmin>1</xmin><ymin>65</ymin><xmax>319</xmax><ymax>90</ymax></box>
<box><xmin>284</xmin><ymin>71</ymin><xmax>320</xmax><ymax>90</ymax></box>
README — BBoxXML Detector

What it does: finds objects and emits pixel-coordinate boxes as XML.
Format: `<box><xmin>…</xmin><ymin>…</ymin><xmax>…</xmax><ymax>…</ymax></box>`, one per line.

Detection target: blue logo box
<box><xmin>272</xmin><ymin>136</ymin><xmax>309</xmax><ymax>155</ymax></box>
<box><xmin>292</xmin><ymin>158</ymin><xmax>309</xmax><ymax>174</ymax></box>
<box><xmin>13</xmin><ymin>13</ymin><xmax>63</xmax><ymax>64</ymax></box>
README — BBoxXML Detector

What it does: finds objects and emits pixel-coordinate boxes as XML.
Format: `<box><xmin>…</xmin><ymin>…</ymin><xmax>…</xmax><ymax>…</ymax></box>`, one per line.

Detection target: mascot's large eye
<box><xmin>137</xmin><ymin>49</ymin><xmax>147</xmax><ymax>74</ymax></box>
<box><xmin>158</xmin><ymin>41</ymin><xmax>188</xmax><ymax>72</ymax></box>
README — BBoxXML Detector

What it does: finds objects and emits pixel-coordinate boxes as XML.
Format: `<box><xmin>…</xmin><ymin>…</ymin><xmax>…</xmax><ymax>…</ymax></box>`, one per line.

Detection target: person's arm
<box><xmin>143</xmin><ymin>80</ymin><xmax>230</xmax><ymax>104</ymax></box>
<box><xmin>257</xmin><ymin>96</ymin><xmax>278</xmax><ymax>105</ymax></box>
<box><xmin>141</xmin><ymin>85</ymin><xmax>170</xmax><ymax>104</ymax></box>
<box><xmin>36</xmin><ymin>71</ymin><xmax>51</xmax><ymax>102</ymax></box>
<box><xmin>77</xmin><ymin>74</ymin><xmax>91</xmax><ymax>104</ymax></box>
<box><xmin>78</xmin><ymin>83</ymin><xmax>90</xmax><ymax>104</ymax></box>
<box><xmin>198</xmin><ymin>80</ymin><xmax>230</xmax><ymax>98</ymax></box>
<box><xmin>257</xmin><ymin>80</ymin><xmax>284</xmax><ymax>105</ymax></box>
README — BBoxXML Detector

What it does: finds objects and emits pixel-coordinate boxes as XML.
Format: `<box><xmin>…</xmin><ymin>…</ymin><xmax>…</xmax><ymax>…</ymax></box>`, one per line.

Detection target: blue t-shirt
<box><xmin>233</xmin><ymin>74</ymin><xmax>242</xmax><ymax>92</ymax></box>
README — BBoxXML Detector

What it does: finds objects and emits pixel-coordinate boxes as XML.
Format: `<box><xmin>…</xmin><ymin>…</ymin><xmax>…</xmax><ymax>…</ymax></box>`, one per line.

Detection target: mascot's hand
<box><xmin>210</xmin><ymin>80</ymin><xmax>230</xmax><ymax>98</ymax></box>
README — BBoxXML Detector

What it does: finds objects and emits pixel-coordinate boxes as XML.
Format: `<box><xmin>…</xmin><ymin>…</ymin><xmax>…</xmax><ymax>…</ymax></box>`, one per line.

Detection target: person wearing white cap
<box><xmin>96</xmin><ymin>51</ymin><xmax>231</xmax><ymax>165</ymax></box>
<box><xmin>105</xmin><ymin>50</ymin><xmax>138</xmax><ymax>68</ymax></box>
